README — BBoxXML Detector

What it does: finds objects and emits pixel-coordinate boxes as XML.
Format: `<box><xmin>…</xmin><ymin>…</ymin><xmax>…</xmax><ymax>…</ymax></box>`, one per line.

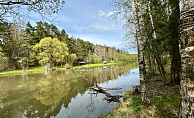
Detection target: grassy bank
<box><xmin>103</xmin><ymin>75</ymin><xmax>180</xmax><ymax>118</ymax></box>
<box><xmin>73</xmin><ymin>61</ymin><xmax>126</xmax><ymax>68</ymax></box>
<box><xmin>0</xmin><ymin>61</ymin><xmax>131</xmax><ymax>76</ymax></box>
<box><xmin>0</xmin><ymin>67</ymin><xmax>46</xmax><ymax>76</ymax></box>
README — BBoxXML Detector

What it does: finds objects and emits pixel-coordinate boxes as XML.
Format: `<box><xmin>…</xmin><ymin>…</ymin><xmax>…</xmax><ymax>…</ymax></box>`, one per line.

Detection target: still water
<box><xmin>0</xmin><ymin>64</ymin><xmax>139</xmax><ymax>118</ymax></box>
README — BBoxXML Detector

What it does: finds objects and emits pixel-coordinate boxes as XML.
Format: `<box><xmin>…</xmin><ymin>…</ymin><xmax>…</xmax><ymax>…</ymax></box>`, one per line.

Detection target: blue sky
<box><xmin>57</xmin><ymin>0</ymin><xmax>124</xmax><ymax>48</ymax></box>
<box><xmin>25</xmin><ymin>0</ymin><xmax>137</xmax><ymax>53</ymax></box>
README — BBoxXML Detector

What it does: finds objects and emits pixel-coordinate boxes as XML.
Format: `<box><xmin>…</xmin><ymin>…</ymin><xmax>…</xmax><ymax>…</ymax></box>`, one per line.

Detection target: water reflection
<box><xmin>0</xmin><ymin>63</ymin><xmax>139</xmax><ymax>118</ymax></box>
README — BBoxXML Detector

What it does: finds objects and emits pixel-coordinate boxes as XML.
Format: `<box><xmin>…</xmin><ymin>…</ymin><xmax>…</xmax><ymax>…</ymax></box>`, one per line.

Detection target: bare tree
<box><xmin>0</xmin><ymin>0</ymin><xmax>65</xmax><ymax>21</ymax></box>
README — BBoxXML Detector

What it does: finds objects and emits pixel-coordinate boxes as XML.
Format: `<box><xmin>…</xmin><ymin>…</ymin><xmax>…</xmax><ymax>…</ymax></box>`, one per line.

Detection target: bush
<box><xmin>65</xmin><ymin>63</ymin><xmax>71</xmax><ymax>69</ymax></box>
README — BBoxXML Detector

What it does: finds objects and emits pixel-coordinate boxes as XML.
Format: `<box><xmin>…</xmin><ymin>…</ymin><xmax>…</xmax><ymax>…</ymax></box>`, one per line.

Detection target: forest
<box><xmin>107</xmin><ymin>0</ymin><xmax>193</xmax><ymax>117</ymax></box>
<box><xmin>0</xmin><ymin>0</ymin><xmax>193</xmax><ymax>118</ymax></box>
<box><xmin>0</xmin><ymin>21</ymin><xmax>137</xmax><ymax>71</ymax></box>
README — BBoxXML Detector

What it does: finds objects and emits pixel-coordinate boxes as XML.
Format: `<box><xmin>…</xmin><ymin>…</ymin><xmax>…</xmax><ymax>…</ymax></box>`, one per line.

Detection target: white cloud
<box><xmin>97</xmin><ymin>10</ymin><xmax>116</xmax><ymax>19</ymax></box>
<box><xmin>71</xmin><ymin>22</ymin><xmax>119</xmax><ymax>33</ymax></box>
<box><xmin>98</xmin><ymin>10</ymin><xmax>106</xmax><ymax>17</ymax></box>
<box><xmin>105</xmin><ymin>11</ymin><xmax>115</xmax><ymax>18</ymax></box>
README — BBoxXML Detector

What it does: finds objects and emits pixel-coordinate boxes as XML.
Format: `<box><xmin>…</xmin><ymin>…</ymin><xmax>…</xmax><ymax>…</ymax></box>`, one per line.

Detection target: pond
<box><xmin>0</xmin><ymin>63</ymin><xmax>139</xmax><ymax>118</ymax></box>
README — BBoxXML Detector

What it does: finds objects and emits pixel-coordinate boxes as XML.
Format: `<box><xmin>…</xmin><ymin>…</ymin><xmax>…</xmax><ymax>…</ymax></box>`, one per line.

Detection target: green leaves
<box><xmin>33</xmin><ymin>37</ymin><xmax>68</xmax><ymax>66</ymax></box>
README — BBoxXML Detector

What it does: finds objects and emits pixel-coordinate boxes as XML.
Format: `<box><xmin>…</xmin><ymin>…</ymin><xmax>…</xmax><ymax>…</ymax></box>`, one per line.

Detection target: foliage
<box><xmin>33</xmin><ymin>37</ymin><xmax>68</xmax><ymax>66</ymax></box>
<box><xmin>69</xmin><ymin>53</ymin><xmax>78</xmax><ymax>65</ymax></box>
<box><xmin>0</xmin><ymin>20</ymin><xmax>137</xmax><ymax>71</ymax></box>
<box><xmin>131</xmin><ymin>96</ymin><xmax>142</xmax><ymax>111</ymax></box>
<box><xmin>65</xmin><ymin>63</ymin><xmax>71</xmax><ymax>69</ymax></box>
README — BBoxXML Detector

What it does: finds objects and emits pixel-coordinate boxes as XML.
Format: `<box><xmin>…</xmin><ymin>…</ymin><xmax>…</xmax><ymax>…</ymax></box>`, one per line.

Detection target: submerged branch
<box><xmin>91</xmin><ymin>84</ymin><xmax>123</xmax><ymax>103</ymax></box>
<box><xmin>74</xmin><ymin>71</ymin><xmax>123</xmax><ymax>103</ymax></box>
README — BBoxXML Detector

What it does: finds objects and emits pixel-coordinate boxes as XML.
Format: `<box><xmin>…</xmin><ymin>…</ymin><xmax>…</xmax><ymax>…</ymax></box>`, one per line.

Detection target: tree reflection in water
<box><xmin>0</xmin><ymin>63</ymin><xmax>139</xmax><ymax>118</ymax></box>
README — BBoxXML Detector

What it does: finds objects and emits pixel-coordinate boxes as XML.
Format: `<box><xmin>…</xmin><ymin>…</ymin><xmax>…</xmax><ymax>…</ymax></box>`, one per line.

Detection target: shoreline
<box><xmin>0</xmin><ymin>61</ymin><xmax>137</xmax><ymax>76</ymax></box>
<box><xmin>103</xmin><ymin>75</ymin><xmax>180</xmax><ymax>118</ymax></box>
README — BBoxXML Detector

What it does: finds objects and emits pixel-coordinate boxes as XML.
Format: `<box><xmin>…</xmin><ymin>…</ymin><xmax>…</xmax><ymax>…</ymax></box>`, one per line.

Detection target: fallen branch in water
<box><xmin>102</xmin><ymin>87</ymin><xmax>122</xmax><ymax>90</ymax></box>
<box><xmin>91</xmin><ymin>84</ymin><xmax>123</xmax><ymax>103</ymax></box>
<box><xmin>74</xmin><ymin>71</ymin><xmax>123</xmax><ymax>103</ymax></box>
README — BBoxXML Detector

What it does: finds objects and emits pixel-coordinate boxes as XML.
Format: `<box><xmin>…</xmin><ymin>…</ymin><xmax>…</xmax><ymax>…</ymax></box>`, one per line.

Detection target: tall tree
<box><xmin>35</xmin><ymin>21</ymin><xmax>44</xmax><ymax>43</ymax></box>
<box><xmin>131</xmin><ymin>0</ymin><xmax>150</xmax><ymax>105</ymax></box>
<box><xmin>147</xmin><ymin>0</ymin><xmax>167</xmax><ymax>84</ymax></box>
<box><xmin>168</xmin><ymin>0</ymin><xmax>181</xmax><ymax>85</ymax></box>
<box><xmin>179</xmin><ymin>0</ymin><xmax>194</xmax><ymax>117</ymax></box>
<box><xmin>60</xmin><ymin>29</ymin><xmax>66</xmax><ymax>42</ymax></box>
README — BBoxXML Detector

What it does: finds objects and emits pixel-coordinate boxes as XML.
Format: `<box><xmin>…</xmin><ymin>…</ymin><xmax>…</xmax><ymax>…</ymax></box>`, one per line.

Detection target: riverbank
<box><xmin>0</xmin><ymin>61</ymin><xmax>134</xmax><ymax>76</ymax></box>
<box><xmin>103</xmin><ymin>75</ymin><xmax>180</xmax><ymax>118</ymax></box>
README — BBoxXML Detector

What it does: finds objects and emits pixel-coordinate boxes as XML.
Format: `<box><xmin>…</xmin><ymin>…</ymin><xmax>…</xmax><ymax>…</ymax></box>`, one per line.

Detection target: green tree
<box><xmin>69</xmin><ymin>53</ymin><xmax>78</xmax><ymax>66</ymax></box>
<box><xmin>51</xmin><ymin>24</ymin><xmax>60</xmax><ymax>39</ymax></box>
<box><xmin>76</xmin><ymin>38</ymin><xmax>85</xmax><ymax>61</ymax></box>
<box><xmin>60</xmin><ymin>29</ymin><xmax>67</xmax><ymax>42</ymax></box>
<box><xmin>35</xmin><ymin>21</ymin><xmax>44</xmax><ymax>43</ymax></box>
<box><xmin>33</xmin><ymin>37</ymin><xmax>68</xmax><ymax>67</ymax></box>
<box><xmin>168</xmin><ymin>0</ymin><xmax>181</xmax><ymax>85</ymax></box>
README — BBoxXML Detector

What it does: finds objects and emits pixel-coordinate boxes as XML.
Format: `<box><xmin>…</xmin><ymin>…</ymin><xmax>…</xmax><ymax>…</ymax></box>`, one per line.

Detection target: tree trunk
<box><xmin>148</xmin><ymin>1</ymin><xmax>167</xmax><ymax>84</ymax></box>
<box><xmin>131</xmin><ymin>0</ymin><xmax>150</xmax><ymax>105</ymax></box>
<box><xmin>26</xmin><ymin>48</ymin><xmax>29</xmax><ymax>69</ymax></box>
<box><xmin>179</xmin><ymin>0</ymin><xmax>194</xmax><ymax>117</ymax></box>
<box><xmin>169</xmin><ymin>0</ymin><xmax>181</xmax><ymax>85</ymax></box>
<box><xmin>147</xmin><ymin>43</ymin><xmax>153</xmax><ymax>77</ymax></box>
<box><xmin>154</xmin><ymin>53</ymin><xmax>167</xmax><ymax>84</ymax></box>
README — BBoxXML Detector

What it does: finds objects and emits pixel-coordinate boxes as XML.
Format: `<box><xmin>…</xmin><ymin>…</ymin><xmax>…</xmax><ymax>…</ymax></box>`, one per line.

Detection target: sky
<box><xmin>20</xmin><ymin>0</ymin><xmax>137</xmax><ymax>54</ymax></box>
<box><xmin>57</xmin><ymin>0</ymin><xmax>126</xmax><ymax>50</ymax></box>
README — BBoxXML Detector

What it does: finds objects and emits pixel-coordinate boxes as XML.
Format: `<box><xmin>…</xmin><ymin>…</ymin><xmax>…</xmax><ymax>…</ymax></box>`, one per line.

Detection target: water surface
<box><xmin>0</xmin><ymin>64</ymin><xmax>139</xmax><ymax>118</ymax></box>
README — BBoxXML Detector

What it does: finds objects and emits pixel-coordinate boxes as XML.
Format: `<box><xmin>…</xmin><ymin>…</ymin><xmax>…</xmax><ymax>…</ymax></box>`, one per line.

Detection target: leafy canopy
<box><xmin>33</xmin><ymin>37</ymin><xmax>68</xmax><ymax>65</ymax></box>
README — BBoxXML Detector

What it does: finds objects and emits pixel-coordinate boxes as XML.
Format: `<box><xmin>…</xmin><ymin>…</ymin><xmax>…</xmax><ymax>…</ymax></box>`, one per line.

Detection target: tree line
<box><xmin>0</xmin><ymin>21</ymin><xmax>137</xmax><ymax>71</ymax></box>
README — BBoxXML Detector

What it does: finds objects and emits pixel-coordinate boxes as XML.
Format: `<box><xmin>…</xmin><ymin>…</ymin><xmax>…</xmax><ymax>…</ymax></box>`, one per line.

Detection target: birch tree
<box><xmin>179</xmin><ymin>0</ymin><xmax>194</xmax><ymax>117</ymax></box>
<box><xmin>131</xmin><ymin>0</ymin><xmax>150</xmax><ymax>105</ymax></box>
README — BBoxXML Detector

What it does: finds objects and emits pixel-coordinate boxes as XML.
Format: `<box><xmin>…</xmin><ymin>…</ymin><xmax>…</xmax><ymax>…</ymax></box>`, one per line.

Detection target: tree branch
<box><xmin>0</xmin><ymin>1</ymin><xmax>33</xmax><ymax>5</ymax></box>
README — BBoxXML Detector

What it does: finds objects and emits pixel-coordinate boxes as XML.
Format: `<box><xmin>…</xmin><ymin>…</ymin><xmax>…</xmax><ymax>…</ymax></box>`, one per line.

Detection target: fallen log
<box><xmin>75</xmin><ymin>71</ymin><xmax>123</xmax><ymax>103</ymax></box>
<box><xmin>91</xmin><ymin>84</ymin><xmax>123</xmax><ymax>103</ymax></box>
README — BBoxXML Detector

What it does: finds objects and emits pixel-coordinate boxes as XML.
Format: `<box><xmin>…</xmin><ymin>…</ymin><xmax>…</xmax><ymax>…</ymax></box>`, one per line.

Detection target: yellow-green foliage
<box><xmin>33</xmin><ymin>37</ymin><xmax>69</xmax><ymax>65</ymax></box>
<box><xmin>0</xmin><ymin>47</ymin><xmax>8</xmax><ymax>60</ymax></box>
<box><xmin>0</xmin><ymin>47</ymin><xmax>9</xmax><ymax>71</ymax></box>
<box><xmin>115</xmin><ymin>53</ymin><xmax>138</xmax><ymax>62</ymax></box>
<box><xmin>69</xmin><ymin>53</ymin><xmax>78</xmax><ymax>65</ymax></box>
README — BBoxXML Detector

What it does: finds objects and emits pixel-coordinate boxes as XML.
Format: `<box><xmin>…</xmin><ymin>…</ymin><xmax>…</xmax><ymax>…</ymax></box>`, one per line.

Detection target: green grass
<box><xmin>103</xmin><ymin>76</ymin><xmax>180</xmax><ymax>118</ymax></box>
<box><xmin>151</xmin><ymin>85</ymin><xmax>179</xmax><ymax>117</ymax></box>
<box><xmin>129</xmin><ymin>96</ymin><xmax>142</xmax><ymax>111</ymax></box>
<box><xmin>0</xmin><ymin>67</ymin><xmax>45</xmax><ymax>76</ymax></box>
<box><xmin>0</xmin><ymin>61</ymin><xmax>131</xmax><ymax>76</ymax></box>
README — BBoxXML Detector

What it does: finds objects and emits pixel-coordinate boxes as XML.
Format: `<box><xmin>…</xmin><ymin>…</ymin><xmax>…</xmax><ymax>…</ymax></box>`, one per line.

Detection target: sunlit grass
<box><xmin>0</xmin><ymin>61</ymin><xmax>135</xmax><ymax>76</ymax></box>
<box><xmin>0</xmin><ymin>67</ymin><xmax>45</xmax><ymax>76</ymax></box>
<box><xmin>73</xmin><ymin>62</ymin><xmax>114</xmax><ymax>68</ymax></box>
